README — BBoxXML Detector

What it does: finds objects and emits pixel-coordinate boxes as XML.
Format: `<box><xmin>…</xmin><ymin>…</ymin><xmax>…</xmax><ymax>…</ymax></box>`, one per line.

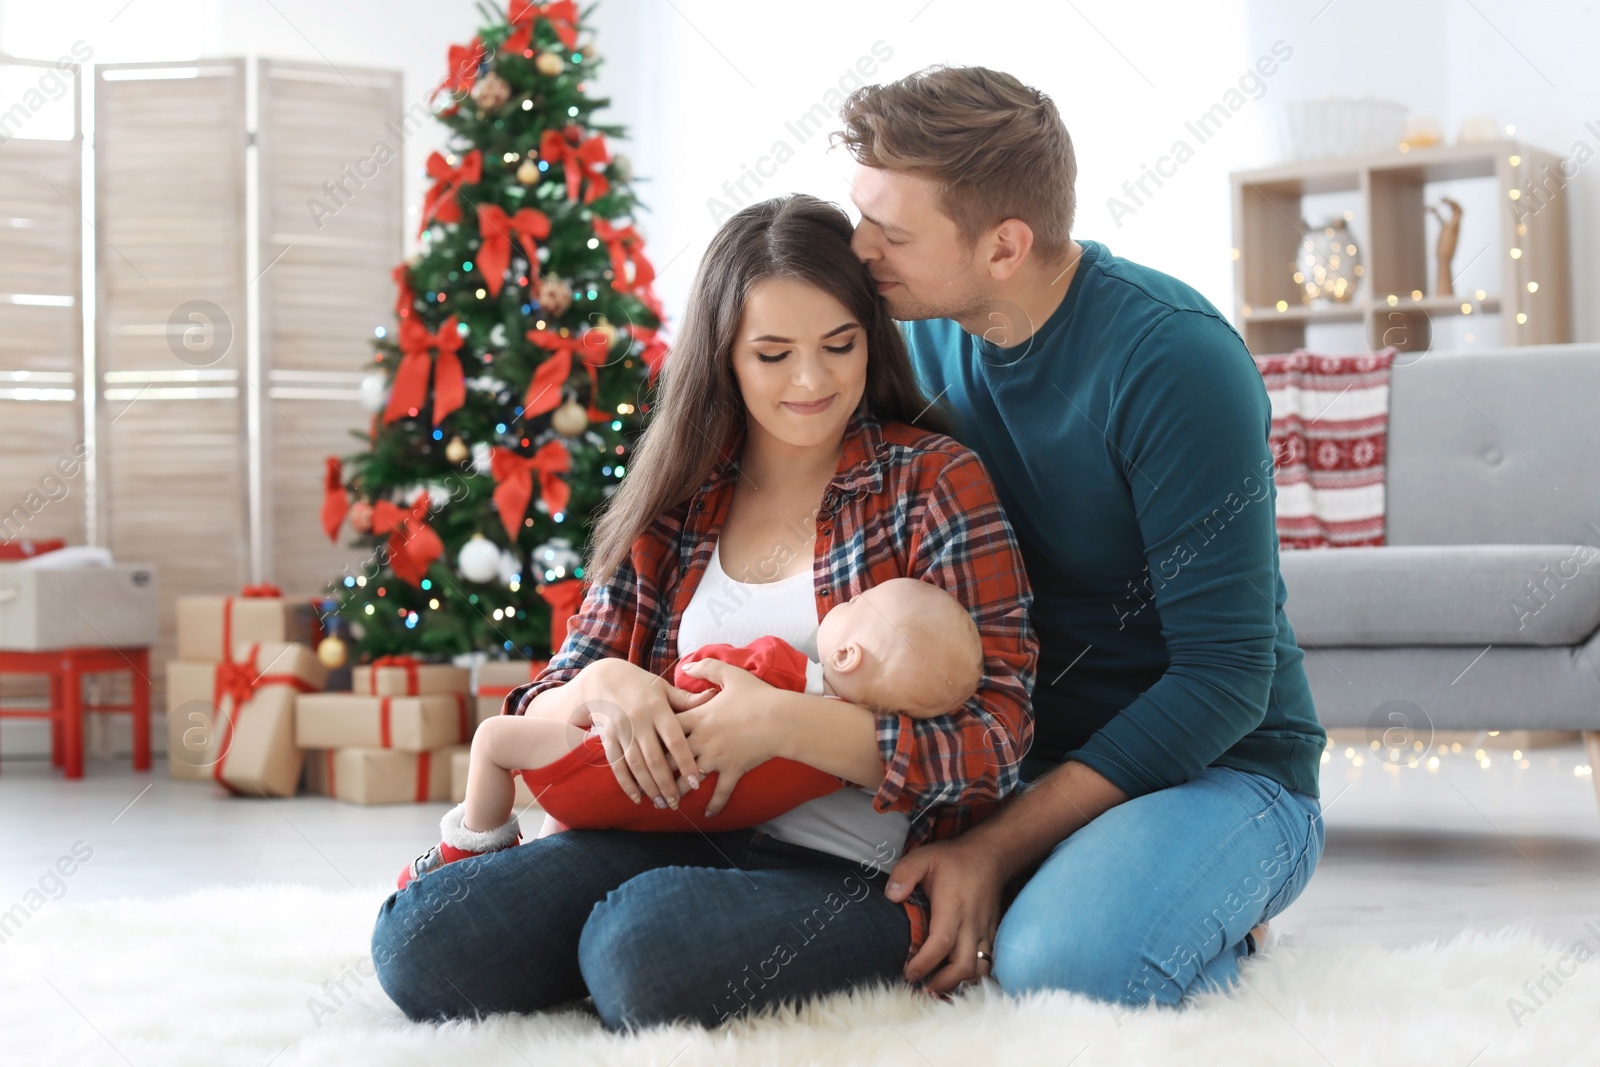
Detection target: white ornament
<box><xmin>457</xmin><ymin>534</ymin><xmax>501</xmax><ymax>583</ymax></box>
<box><xmin>498</xmin><ymin>548</ymin><xmax>522</xmax><ymax>586</ymax></box>
<box><xmin>536</xmin><ymin>537</ymin><xmax>581</xmax><ymax>581</ymax></box>
<box><xmin>359</xmin><ymin>373</ymin><xmax>387</xmax><ymax>412</ymax></box>
<box><xmin>489</xmin><ymin>323</ymin><xmax>507</xmax><ymax>346</ymax></box>
<box><xmin>471</xmin><ymin>441</ymin><xmax>493</xmax><ymax>474</ymax></box>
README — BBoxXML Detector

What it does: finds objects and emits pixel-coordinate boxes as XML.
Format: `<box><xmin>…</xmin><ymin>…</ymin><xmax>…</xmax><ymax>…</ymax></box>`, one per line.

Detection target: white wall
<box><xmin>4</xmin><ymin>0</ymin><xmax>1595</xmax><ymax>340</ymax></box>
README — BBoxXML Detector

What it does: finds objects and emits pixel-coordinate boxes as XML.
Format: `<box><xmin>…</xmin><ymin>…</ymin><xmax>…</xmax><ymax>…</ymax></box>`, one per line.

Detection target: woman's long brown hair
<box><xmin>585</xmin><ymin>193</ymin><xmax>952</xmax><ymax>587</ymax></box>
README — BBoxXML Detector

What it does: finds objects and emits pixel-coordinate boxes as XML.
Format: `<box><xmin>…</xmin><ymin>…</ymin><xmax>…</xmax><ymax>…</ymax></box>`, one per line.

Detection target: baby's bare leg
<box><xmin>464</xmin><ymin>716</ymin><xmax>586</xmax><ymax>833</ymax></box>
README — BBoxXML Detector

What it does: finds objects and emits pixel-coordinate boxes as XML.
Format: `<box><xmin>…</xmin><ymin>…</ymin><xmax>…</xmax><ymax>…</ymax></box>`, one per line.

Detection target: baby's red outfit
<box><xmin>518</xmin><ymin>635</ymin><xmax>846</xmax><ymax>833</ymax></box>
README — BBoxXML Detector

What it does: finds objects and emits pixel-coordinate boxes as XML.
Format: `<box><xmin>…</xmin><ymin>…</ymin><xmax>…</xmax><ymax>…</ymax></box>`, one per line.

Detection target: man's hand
<box><xmin>886</xmin><ymin>835</ymin><xmax>1007</xmax><ymax>994</ymax></box>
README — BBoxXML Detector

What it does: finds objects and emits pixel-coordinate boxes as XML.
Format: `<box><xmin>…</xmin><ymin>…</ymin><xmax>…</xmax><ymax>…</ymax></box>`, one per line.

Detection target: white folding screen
<box><xmin>84</xmin><ymin>56</ymin><xmax>397</xmax><ymax>695</ymax></box>
<box><xmin>256</xmin><ymin>59</ymin><xmax>404</xmax><ymax>597</ymax></box>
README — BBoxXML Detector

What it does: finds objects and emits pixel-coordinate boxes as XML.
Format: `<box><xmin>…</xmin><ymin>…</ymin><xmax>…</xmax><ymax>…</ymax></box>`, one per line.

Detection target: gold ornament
<box><xmin>538</xmin><ymin>275</ymin><xmax>574</xmax><ymax>316</ymax></box>
<box><xmin>316</xmin><ymin>635</ymin><xmax>348</xmax><ymax>669</ymax></box>
<box><xmin>470</xmin><ymin>71</ymin><xmax>511</xmax><ymax>111</ymax></box>
<box><xmin>551</xmin><ymin>399</ymin><xmax>589</xmax><ymax>436</ymax></box>
<box><xmin>516</xmin><ymin>158</ymin><xmax>540</xmax><ymax>185</ymax></box>
<box><xmin>536</xmin><ymin>52</ymin><xmax>565</xmax><ymax>77</ymax></box>
<box><xmin>611</xmin><ymin>154</ymin><xmax>633</xmax><ymax>183</ymax></box>
<box><xmin>445</xmin><ymin>436</ymin><xmax>469</xmax><ymax>464</ymax></box>
<box><xmin>584</xmin><ymin>320</ymin><xmax>618</xmax><ymax>353</ymax></box>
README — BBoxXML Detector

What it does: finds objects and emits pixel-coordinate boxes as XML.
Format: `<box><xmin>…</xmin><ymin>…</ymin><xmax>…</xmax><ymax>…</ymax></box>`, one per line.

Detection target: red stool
<box><xmin>0</xmin><ymin>647</ymin><xmax>151</xmax><ymax>779</ymax></box>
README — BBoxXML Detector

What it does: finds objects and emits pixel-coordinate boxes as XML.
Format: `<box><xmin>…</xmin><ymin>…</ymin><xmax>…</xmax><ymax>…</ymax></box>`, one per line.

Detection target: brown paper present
<box><xmin>211</xmin><ymin>642</ymin><xmax>326</xmax><ymax>797</ymax></box>
<box><xmin>302</xmin><ymin>746</ymin><xmax>453</xmax><ymax>805</ymax></box>
<box><xmin>176</xmin><ymin>592</ymin><xmax>316</xmax><ymax>663</ymax></box>
<box><xmin>447</xmin><ymin>743</ymin><xmax>541</xmax><ymax>808</ymax></box>
<box><xmin>295</xmin><ymin>692</ymin><xmax>468</xmax><ymax>752</ymax></box>
<box><xmin>352</xmin><ymin>657</ymin><xmax>471</xmax><ymax>697</ymax></box>
<box><xmin>165</xmin><ymin>644</ymin><xmax>326</xmax><ymax>789</ymax></box>
<box><xmin>473</xmin><ymin>695</ymin><xmax>503</xmax><ymax>732</ymax></box>
<box><xmin>166</xmin><ymin>661</ymin><xmax>220</xmax><ymax>781</ymax></box>
<box><xmin>476</xmin><ymin>659</ymin><xmax>551</xmax><ymax>698</ymax></box>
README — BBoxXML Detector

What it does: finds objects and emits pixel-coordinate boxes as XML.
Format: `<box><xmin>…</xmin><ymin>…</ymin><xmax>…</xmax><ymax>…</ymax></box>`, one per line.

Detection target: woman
<box><xmin>370</xmin><ymin>194</ymin><xmax>1038</xmax><ymax>1030</ymax></box>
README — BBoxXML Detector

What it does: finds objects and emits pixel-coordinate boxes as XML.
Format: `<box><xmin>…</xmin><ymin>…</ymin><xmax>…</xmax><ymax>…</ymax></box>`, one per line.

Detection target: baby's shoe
<box><xmin>397</xmin><ymin>802</ymin><xmax>522</xmax><ymax>890</ymax></box>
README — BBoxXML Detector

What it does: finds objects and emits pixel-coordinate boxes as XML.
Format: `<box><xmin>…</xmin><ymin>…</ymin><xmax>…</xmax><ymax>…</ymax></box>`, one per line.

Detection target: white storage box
<box><xmin>0</xmin><ymin>564</ymin><xmax>159</xmax><ymax>650</ymax></box>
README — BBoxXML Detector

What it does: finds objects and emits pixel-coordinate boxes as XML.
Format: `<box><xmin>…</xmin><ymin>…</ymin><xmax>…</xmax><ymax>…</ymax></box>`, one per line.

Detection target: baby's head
<box><xmin>816</xmin><ymin>578</ymin><xmax>983</xmax><ymax>718</ymax></box>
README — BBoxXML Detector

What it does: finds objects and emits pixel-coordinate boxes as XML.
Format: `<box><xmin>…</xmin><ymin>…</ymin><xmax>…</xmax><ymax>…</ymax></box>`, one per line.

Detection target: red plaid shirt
<box><xmin>509</xmin><ymin>407</ymin><xmax>1037</xmax><ymax>957</ymax></box>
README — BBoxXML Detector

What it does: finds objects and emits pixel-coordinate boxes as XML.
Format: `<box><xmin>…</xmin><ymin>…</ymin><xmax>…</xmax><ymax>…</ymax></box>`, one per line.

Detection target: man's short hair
<box><xmin>836</xmin><ymin>65</ymin><xmax>1077</xmax><ymax>259</ymax></box>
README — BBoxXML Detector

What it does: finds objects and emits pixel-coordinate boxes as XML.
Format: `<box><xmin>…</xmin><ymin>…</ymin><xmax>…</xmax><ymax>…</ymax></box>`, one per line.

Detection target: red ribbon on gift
<box><xmin>383</xmin><ymin>315</ymin><xmax>466</xmax><ymax>427</ymax></box>
<box><xmin>370</xmin><ymin>654</ymin><xmax>422</xmax><ymax>695</ymax></box>
<box><xmin>418</xmin><ymin>150</ymin><xmax>483</xmax><ymax>237</ymax></box>
<box><xmin>591</xmin><ymin>218</ymin><xmax>655</xmax><ymax>294</ymax></box>
<box><xmin>491</xmin><ymin>441</ymin><xmax>572</xmax><ymax>538</ymax></box>
<box><xmin>415</xmin><ymin>750</ymin><xmax>434</xmax><ymax>802</ymax></box>
<box><xmin>210</xmin><ymin>643</ymin><xmax>319</xmax><ymax>795</ymax></box>
<box><xmin>432</xmin><ymin>36</ymin><xmax>486</xmax><ymax>107</ymax></box>
<box><xmin>379</xmin><ymin>695</ymin><xmax>393</xmax><ymax>748</ymax></box>
<box><xmin>476</xmin><ymin>203</ymin><xmax>552</xmax><ymax>298</ymax></box>
<box><xmin>504</xmin><ymin>0</ymin><xmax>578</xmax><ymax>54</ymax></box>
<box><xmin>370</xmin><ymin>497</ymin><xmax>444</xmax><ymax>588</ymax></box>
<box><xmin>240</xmin><ymin>584</ymin><xmax>282</xmax><ymax>598</ymax></box>
<box><xmin>321</xmin><ymin>457</ymin><xmax>350</xmax><ymax>542</ymax></box>
<box><xmin>538</xmin><ymin>579</ymin><xmax>585</xmax><ymax>654</ymax></box>
<box><xmin>453</xmin><ymin>693</ymin><xmax>469</xmax><ymax>741</ymax></box>
<box><xmin>627</xmin><ymin>325</ymin><xmax>669</xmax><ymax>384</ymax></box>
<box><xmin>539</xmin><ymin>127</ymin><xmax>609</xmax><ymax>204</ymax></box>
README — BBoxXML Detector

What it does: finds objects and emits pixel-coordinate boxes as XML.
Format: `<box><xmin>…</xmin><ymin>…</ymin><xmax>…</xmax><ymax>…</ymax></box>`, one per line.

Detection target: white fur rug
<box><xmin>2</xmin><ymin>885</ymin><xmax>1597</xmax><ymax>1066</ymax></box>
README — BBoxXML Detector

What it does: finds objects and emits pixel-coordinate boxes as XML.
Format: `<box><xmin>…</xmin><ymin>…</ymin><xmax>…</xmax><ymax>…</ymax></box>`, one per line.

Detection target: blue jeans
<box><xmin>993</xmin><ymin>760</ymin><xmax>1325</xmax><ymax>1007</ymax></box>
<box><xmin>370</xmin><ymin>826</ymin><xmax>910</xmax><ymax>1030</ymax></box>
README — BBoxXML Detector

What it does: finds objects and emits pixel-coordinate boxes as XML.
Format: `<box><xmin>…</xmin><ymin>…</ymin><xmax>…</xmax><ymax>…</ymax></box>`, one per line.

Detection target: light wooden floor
<box><xmin>1</xmin><ymin>738</ymin><xmax>1597</xmax><ymax>949</ymax></box>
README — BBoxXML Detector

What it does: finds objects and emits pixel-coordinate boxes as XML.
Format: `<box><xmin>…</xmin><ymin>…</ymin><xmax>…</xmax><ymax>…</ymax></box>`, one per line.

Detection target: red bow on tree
<box><xmin>370</xmin><ymin>497</ymin><xmax>443</xmax><ymax>588</ymax></box>
<box><xmin>476</xmin><ymin>203</ymin><xmax>552</xmax><ymax>298</ymax></box>
<box><xmin>392</xmin><ymin>263</ymin><xmax>416</xmax><ymax>318</ymax></box>
<box><xmin>539</xmin><ymin>128</ymin><xmax>609</xmax><ymax>204</ymax></box>
<box><xmin>490</xmin><ymin>440</ymin><xmax>572</xmax><ymax>539</ymax></box>
<box><xmin>537</xmin><ymin>578</ymin><xmax>586</xmax><ymax>654</ymax></box>
<box><xmin>384</xmin><ymin>315</ymin><xmax>466</xmax><ymax>426</ymax></box>
<box><xmin>418</xmin><ymin>150</ymin><xmax>482</xmax><ymax>237</ymax></box>
<box><xmin>504</xmin><ymin>0</ymin><xmax>579</xmax><ymax>54</ymax></box>
<box><xmin>321</xmin><ymin>457</ymin><xmax>350</xmax><ymax>542</ymax></box>
<box><xmin>432</xmin><ymin>37</ymin><xmax>486</xmax><ymax>108</ymax></box>
<box><xmin>524</xmin><ymin>327</ymin><xmax>612</xmax><ymax>419</ymax></box>
<box><xmin>628</xmin><ymin>325</ymin><xmax>669</xmax><ymax>383</ymax></box>
<box><xmin>591</xmin><ymin>218</ymin><xmax>655</xmax><ymax>294</ymax></box>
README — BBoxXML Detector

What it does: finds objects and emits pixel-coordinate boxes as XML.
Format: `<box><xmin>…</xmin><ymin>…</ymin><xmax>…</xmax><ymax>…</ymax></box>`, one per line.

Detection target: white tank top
<box><xmin>676</xmin><ymin>540</ymin><xmax>911</xmax><ymax>869</ymax></box>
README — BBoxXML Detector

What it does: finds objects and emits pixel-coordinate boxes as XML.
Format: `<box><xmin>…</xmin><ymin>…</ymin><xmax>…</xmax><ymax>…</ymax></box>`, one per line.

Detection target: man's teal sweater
<box><xmin>904</xmin><ymin>240</ymin><xmax>1326</xmax><ymax>800</ymax></box>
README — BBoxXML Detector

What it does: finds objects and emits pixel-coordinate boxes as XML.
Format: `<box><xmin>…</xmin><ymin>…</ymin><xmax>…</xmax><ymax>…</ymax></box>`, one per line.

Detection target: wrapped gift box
<box><xmin>166</xmin><ymin>642</ymin><xmax>327</xmax><ymax>795</ymax></box>
<box><xmin>475</xmin><ymin>659</ymin><xmax>549</xmax><ymax>730</ymax></box>
<box><xmin>295</xmin><ymin>692</ymin><xmax>468</xmax><ymax>752</ymax></box>
<box><xmin>302</xmin><ymin>746</ymin><xmax>452</xmax><ymax>804</ymax></box>
<box><xmin>166</xmin><ymin>661</ymin><xmax>219</xmax><ymax>781</ymax></box>
<box><xmin>352</xmin><ymin>659</ymin><xmax>470</xmax><ymax>697</ymax></box>
<box><xmin>447</xmin><ymin>743</ymin><xmax>540</xmax><ymax>808</ymax></box>
<box><xmin>175</xmin><ymin>592</ymin><xmax>316</xmax><ymax>663</ymax></box>
<box><xmin>0</xmin><ymin>563</ymin><xmax>158</xmax><ymax>650</ymax></box>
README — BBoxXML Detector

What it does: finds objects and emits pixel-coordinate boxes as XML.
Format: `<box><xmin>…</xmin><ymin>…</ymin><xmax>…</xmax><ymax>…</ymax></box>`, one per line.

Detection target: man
<box><xmin>834</xmin><ymin>66</ymin><xmax>1328</xmax><ymax>1006</ymax></box>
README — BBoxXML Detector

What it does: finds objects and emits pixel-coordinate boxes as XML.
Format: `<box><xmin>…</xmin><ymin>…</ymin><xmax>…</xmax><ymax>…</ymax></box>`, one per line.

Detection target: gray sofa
<box><xmin>1278</xmin><ymin>344</ymin><xmax>1600</xmax><ymax>810</ymax></box>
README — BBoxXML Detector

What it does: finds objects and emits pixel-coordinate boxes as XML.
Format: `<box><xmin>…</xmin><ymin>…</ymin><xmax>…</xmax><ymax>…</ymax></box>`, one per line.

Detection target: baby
<box><xmin>398</xmin><ymin>577</ymin><xmax>984</xmax><ymax>888</ymax></box>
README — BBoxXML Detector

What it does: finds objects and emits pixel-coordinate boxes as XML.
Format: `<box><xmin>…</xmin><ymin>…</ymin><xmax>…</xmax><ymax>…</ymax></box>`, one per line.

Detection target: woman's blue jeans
<box><xmin>371</xmin><ymin>825</ymin><xmax>911</xmax><ymax>1030</ymax></box>
<box><xmin>993</xmin><ymin>759</ymin><xmax>1326</xmax><ymax>1007</ymax></box>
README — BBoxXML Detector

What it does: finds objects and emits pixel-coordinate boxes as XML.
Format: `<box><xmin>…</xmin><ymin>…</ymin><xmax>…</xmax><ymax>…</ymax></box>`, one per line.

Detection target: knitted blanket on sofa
<box><xmin>1252</xmin><ymin>349</ymin><xmax>1395</xmax><ymax>549</ymax></box>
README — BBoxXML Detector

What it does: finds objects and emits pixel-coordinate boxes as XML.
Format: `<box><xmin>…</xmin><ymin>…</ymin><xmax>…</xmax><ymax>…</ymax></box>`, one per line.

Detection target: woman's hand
<box><xmin>885</xmin><ymin>835</ymin><xmax>1006</xmax><ymax>995</ymax></box>
<box><xmin>573</xmin><ymin>657</ymin><xmax>713</xmax><ymax>809</ymax></box>
<box><xmin>673</xmin><ymin>658</ymin><xmax>785</xmax><ymax>817</ymax></box>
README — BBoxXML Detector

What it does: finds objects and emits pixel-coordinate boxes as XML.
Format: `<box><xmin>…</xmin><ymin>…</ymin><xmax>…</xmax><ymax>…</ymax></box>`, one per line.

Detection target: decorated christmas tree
<box><xmin>319</xmin><ymin>0</ymin><xmax>667</xmax><ymax>665</ymax></box>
